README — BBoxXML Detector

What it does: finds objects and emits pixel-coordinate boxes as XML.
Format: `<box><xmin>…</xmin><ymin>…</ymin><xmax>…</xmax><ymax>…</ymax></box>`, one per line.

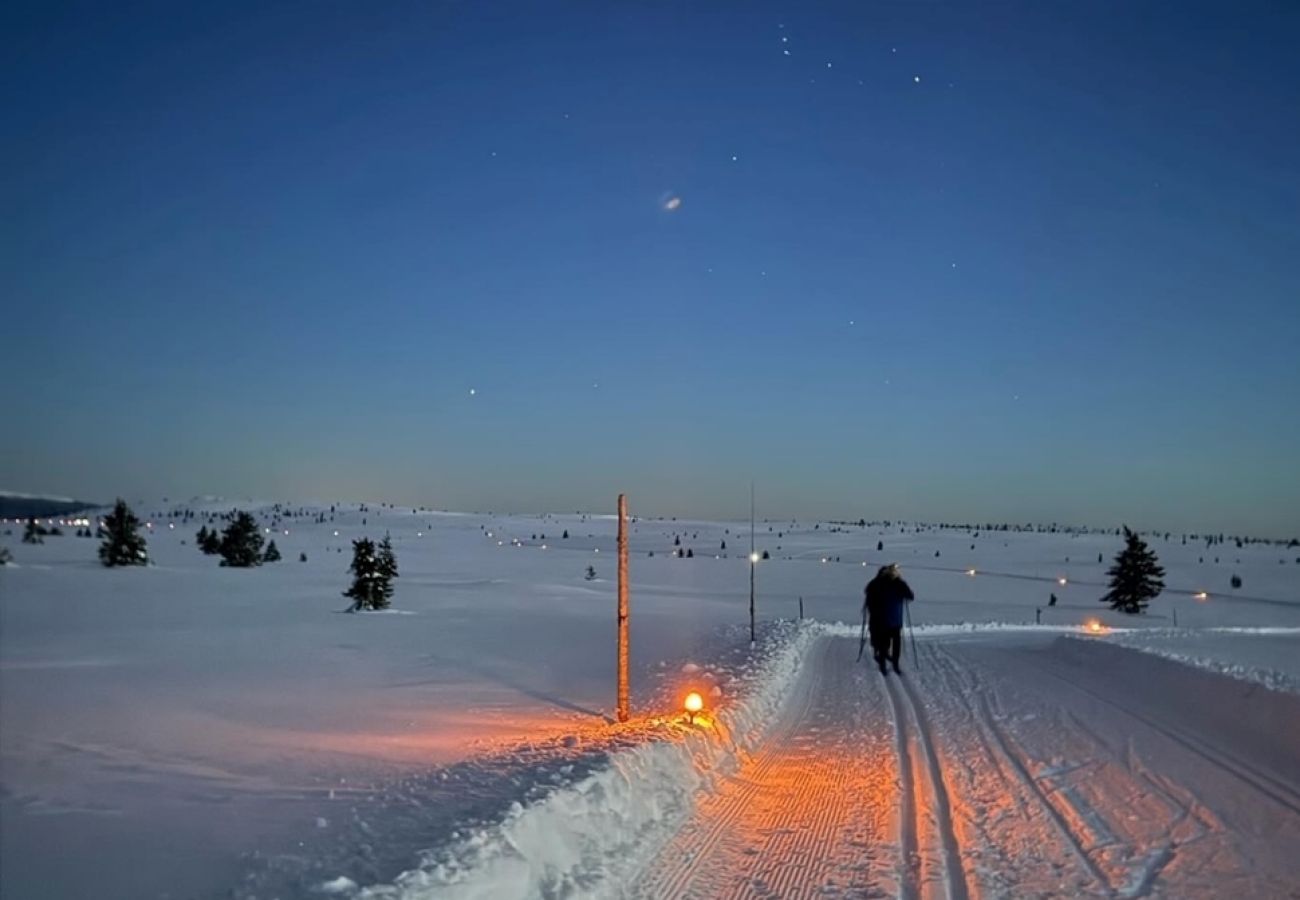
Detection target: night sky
<box><xmin>5</xmin><ymin>2</ymin><xmax>1298</xmax><ymax>534</ymax></box>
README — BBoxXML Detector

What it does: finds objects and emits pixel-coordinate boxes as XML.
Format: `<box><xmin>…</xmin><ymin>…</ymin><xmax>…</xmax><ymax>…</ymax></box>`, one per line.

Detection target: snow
<box><xmin>1</xmin><ymin>504</ymin><xmax>1297</xmax><ymax>898</ymax></box>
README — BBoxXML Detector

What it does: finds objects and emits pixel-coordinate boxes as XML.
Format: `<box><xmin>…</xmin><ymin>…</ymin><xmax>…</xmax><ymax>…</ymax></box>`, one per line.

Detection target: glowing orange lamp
<box><xmin>684</xmin><ymin>691</ymin><xmax>704</xmax><ymax>724</ymax></box>
<box><xmin>1084</xmin><ymin>619</ymin><xmax>1106</xmax><ymax>635</ymax></box>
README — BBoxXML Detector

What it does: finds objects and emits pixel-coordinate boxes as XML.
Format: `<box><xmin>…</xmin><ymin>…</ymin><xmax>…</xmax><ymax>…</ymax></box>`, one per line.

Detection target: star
<box><xmin>783</xmin><ymin>49</ymin><xmax>790</xmax><ymax>56</ymax></box>
<box><xmin>913</xmin><ymin>75</ymin><xmax>921</xmax><ymax>83</ymax></box>
<box><xmin>469</xmin><ymin>388</ymin><xmax>476</xmax><ymax>396</ymax></box>
<box><xmin>731</xmin><ymin>154</ymin><xmax>738</xmax><ymax>161</ymax></box>
<box><xmin>826</xmin><ymin>62</ymin><xmax>833</xmax><ymax>68</ymax></box>
<box><xmin>664</xmin><ymin>196</ymin><xmax>682</xmax><ymax>211</ymax></box>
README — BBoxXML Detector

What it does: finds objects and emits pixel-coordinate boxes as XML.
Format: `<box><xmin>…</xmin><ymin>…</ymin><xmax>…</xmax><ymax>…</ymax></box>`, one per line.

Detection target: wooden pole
<box><xmin>616</xmin><ymin>493</ymin><xmax>629</xmax><ymax>723</ymax></box>
<box><xmin>749</xmin><ymin>482</ymin><xmax>756</xmax><ymax>645</ymax></box>
<box><xmin>799</xmin><ymin>596</ymin><xmax>804</xmax><ymax>619</ymax></box>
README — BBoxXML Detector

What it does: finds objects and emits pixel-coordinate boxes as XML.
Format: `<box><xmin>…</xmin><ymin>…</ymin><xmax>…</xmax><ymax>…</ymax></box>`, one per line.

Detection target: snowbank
<box><xmin>343</xmin><ymin>622</ymin><xmax>819</xmax><ymax>899</ymax></box>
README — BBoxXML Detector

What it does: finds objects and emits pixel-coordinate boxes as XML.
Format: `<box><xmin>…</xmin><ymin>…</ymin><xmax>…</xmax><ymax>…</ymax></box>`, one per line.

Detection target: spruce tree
<box><xmin>262</xmin><ymin>540</ymin><xmax>282</xmax><ymax>563</ymax></box>
<box><xmin>200</xmin><ymin>527</ymin><xmax>221</xmax><ymax>554</ymax></box>
<box><xmin>98</xmin><ymin>499</ymin><xmax>148</xmax><ymax>567</ymax></box>
<box><xmin>376</xmin><ymin>534</ymin><xmax>398</xmax><ymax>604</ymax></box>
<box><xmin>344</xmin><ymin>538</ymin><xmax>389</xmax><ymax>611</ymax></box>
<box><xmin>1101</xmin><ymin>526</ymin><xmax>1165</xmax><ymax>614</ymax></box>
<box><xmin>218</xmin><ymin>511</ymin><xmax>264</xmax><ymax>567</ymax></box>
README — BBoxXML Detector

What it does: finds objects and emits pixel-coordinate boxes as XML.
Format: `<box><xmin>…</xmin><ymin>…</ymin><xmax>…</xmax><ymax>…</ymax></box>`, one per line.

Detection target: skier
<box><xmin>864</xmin><ymin>564</ymin><xmax>914</xmax><ymax>675</ymax></box>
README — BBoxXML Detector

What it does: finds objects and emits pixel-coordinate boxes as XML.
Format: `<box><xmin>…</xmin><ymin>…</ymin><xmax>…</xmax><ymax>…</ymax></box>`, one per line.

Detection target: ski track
<box><xmin>1020</xmin><ymin>656</ymin><xmax>1300</xmax><ymax>818</ymax></box>
<box><xmin>627</xmin><ymin>631</ymin><xmax>1300</xmax><ymax>899</ymax></box>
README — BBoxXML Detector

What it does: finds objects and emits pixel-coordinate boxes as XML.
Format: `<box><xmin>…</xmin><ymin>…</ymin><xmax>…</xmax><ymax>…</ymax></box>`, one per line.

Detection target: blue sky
<box><xmin>4</xmin><ymin>1</ymin><xmax>1298</xmax><ymax>534</ymax></box>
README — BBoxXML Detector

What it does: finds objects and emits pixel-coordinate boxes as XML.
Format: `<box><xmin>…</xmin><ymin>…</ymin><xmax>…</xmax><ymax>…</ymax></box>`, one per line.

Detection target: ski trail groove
<box><xmin>895</xmin><ymin>666</ymin><xmax>970</xmax><ymax>900</ymax></box>
<box><xmin>882</xmin><ymin>672</ymin><xmax>921</xmax><ymax>900</ymax></box>
<box><xmin>931</xmin><ymin>645</ymin><xmax>1112</xmax><ymax>894</ymax></box>
<box><xmin>1023</xmin><ymin>657</ymin><xmax>1300</xmax><ymax>816</ymax></box>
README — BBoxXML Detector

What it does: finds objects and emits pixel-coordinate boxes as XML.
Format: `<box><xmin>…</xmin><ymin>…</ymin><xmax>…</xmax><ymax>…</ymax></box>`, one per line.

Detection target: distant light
<box><xmin>594</xmin><ymin>548</ymin><xmax>599</xmax><ymax>553</ymax></box>
<box><xmin>1084</xmin><ymin>619</ymin><xmax>1107</xmax><ymax>635</ymax></box>
<box><xmin>820</xmin><ymin>557</ymin><xmax>827</xmax><ymax>564</ymax></box>
<box><xmin>684</xmin><ymin>692</ymin><xmax>704</xmax><ymax>714</ymax></box>
<box><xmin>1058</xmin><ymin>577</ymin><xmax>1067</xmax><ymax>585</ymax></box>
<box><xmin>967</xmin><ymin>568</ymin><xmax>977</xmax><ymax>576</ymax></box>
<box><xmin>333</xmin><ymin>530</ymin><xmax>339</xmax><ymax>537</ymax></box>
<box><xmin>913</xmin><ymin>75</ymin><xmax>921</xmax><ymax>83</ymax></box>
<box><xmin>284</xmin><ymin>529</ymin><xmax>290</xmax><ymax>536</ymax></box>
<box><xmin>469</xmin><ymin>388</ymin><xmax>476</xmax><ymax>396</ymax></box>
<box><xmin>168</xmin><ymin>523</ymin><xmax>175</xmax><ymax>529</ymax></box>
<box><xmin>417</xmin><ymin>531</ymin><xmax>423</xmax><ymax>537</ymax></box>
<box><xmin>749</xmin><ymin>552</ymin><xmax>760</xmax><ymax>563</ymax></box>
<box><xmin>264</xmin><ymin>527</ymin><xmax>271</xmax><ymax>534</ymax></box>
<box><xmin>541</xmin><ymin>544</ymin><xmax>547</xmax><ymax>550</ymax></box>
<box><xmin>1194</xmin><ymin>591</ymin><xmax>1209</xmax><ymax>601</ymax></box>
<box><xmin>664</xmin><ymin>196</ymin><xmax>682</xmax><ymax>211</ymax></box>
<box><xmin>497</xmin><ymin>540</ymin><xmax>503</xmax><ymax>546</ymax></box>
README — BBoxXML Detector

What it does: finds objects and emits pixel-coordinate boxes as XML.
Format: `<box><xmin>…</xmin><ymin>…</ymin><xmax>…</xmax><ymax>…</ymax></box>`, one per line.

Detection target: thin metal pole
<box><xmin>749</xmin><ymin>481</ymin><xmax>756</xmax><ymax>645</ymax></box>
<box><xmin>616</xmin><ymin>494</ymin><xmax>629</xmax><ymax>722</ymax></box>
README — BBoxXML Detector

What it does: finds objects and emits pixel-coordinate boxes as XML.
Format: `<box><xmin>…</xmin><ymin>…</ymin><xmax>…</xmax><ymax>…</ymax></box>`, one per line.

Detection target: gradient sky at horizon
<box><xmin>4</xmin><ymin>1</ymin><xmax>1299</xmax><ymax>535</ymax></box>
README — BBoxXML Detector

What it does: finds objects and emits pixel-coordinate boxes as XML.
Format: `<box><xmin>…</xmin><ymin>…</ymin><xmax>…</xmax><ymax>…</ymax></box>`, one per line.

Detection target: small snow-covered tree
<box><xmin>98</xmin><ymin>499</ymin><xmax>148</xmax><ymax>567</ymax></box>
<box><xmin>1101</xmin><ymin>527</ymin><xmax>1164</xmax><ymax>614</ymax></box>
<box><xmin>219</xmin><ymin>511</ymin><xmax>264</xmax><ymax>568</ymax></box>
<box><xmin>344</xmin><ymin>538</ymin><xmax>389</xmax><ymax>611</ymax></box>
<box><xmin>262</xmin><ymin>540</ymin><xmax>282</xmax><ymax>563</ymax></box>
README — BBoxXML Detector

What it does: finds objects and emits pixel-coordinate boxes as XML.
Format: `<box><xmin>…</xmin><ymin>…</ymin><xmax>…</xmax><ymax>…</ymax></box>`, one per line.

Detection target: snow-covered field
<box><xmin>1</xmin><ymin>502</ymin><xmax>1297</xmax><ymax>899</ymax></box>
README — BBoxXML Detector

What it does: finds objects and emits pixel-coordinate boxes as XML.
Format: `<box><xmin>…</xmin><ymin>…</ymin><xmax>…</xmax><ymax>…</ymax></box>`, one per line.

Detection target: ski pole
<box><xmin>905</xmin><ymin>599</ymin><xmax>919</xmax><ymax>671</ymax></box>
<box><xmin>857</xmin><ymin>599</ymin><xmax>867</xmax><ymax>662</ymax></box>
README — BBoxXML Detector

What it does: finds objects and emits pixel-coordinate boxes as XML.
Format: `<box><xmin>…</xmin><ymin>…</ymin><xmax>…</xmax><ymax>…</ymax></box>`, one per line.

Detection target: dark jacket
<box><xmin>865</xmin><ymin>569</ymin><xmax>914</xmax><ymax>630</ymax></box>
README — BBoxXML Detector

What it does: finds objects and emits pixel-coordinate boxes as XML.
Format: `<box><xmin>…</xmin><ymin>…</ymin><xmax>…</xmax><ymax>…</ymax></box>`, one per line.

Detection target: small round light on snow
<box><xmin>1194</xmin><ymin>591</ymin><xmax>1209</xmax><ymax>601</ymax></box>
<box><xmin>684</xmin><ymin>692</ymin><xmax>704</xmax><ymax>723</ymax></box>
<box><xmin>1058</xmin><ymin>577</ymin><xmax>1067</xmax><ymax>586</ymax></box>
<box><xmin>1084</xmin><ymin>619</ymin><xmax>1106</xmax><ymax>635</ymax></box>
<box><xmin>749</xmin><ymin>552</ymin><xmax>760</xmax><ymax>563</ymax></box>
<box><xmin>967</xmin><ymin>568</ymin><xmax>977</xmax><ymax>576</ymax></box>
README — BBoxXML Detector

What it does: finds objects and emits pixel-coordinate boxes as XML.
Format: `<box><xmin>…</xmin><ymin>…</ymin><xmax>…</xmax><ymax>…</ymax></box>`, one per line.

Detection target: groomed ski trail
<box><xmin>630</xmin><ymin>636</ymin><xmax>968</xmax><ymax>899</ymax></box>
<box><xmin>628</xmin><ymin>632</ymin><xmax>1300</xmax><ymax>899</ymax></box>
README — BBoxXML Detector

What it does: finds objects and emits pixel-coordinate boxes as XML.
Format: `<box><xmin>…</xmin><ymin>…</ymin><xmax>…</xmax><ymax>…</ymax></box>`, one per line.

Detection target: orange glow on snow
<box><xmin>1084</xmin><ymin>619</ymin><xmax>1107</xmax><ymax>635</ymax></box>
